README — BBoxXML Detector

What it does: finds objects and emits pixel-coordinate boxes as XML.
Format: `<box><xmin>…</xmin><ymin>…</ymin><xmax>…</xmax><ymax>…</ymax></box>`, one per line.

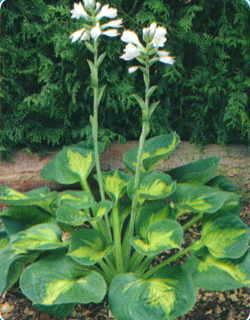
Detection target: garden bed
<box><xmin>0</xmin><ymin>142</ymin><xmax>249</xmax><ymax>320</ymax></box>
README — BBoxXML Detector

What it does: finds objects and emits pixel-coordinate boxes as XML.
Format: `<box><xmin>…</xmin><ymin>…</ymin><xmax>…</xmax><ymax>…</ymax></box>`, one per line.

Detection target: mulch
<box><xmin>0</xmin><ymin>205</ymin><xmax>249</xmax><ymax>320</ymax></box>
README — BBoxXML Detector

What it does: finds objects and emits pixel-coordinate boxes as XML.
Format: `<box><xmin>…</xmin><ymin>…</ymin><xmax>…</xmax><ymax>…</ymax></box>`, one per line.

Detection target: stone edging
<box><xmin>0</xmin><ymin>142</ymin><xmax>249</xmax><ymax>201</ymax></box>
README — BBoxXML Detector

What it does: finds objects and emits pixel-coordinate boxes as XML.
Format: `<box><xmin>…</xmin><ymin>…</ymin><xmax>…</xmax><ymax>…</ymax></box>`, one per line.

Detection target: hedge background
<box><xmin>0</xmin><ymin>0</ymin><xmax>250</xmax><ymax>154</ymax></box>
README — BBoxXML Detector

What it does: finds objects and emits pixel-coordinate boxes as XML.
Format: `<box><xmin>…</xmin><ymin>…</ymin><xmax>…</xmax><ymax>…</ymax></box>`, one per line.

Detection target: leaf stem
<box><xmin>142</xmin><ymin>241</ymin><xmax>202</xmax><ymax>279</ymax></box>
<box><xmin>91</xmin><ymin>40</ymin><xmax>112</xmax><ymax>242</ymax></box>
<box><xmin>182</xmin><ymin>213</ymin><xmax>202</xmax><ymax>231</ymax></box>
<box><xmin>112</xmin><ymin>202</ymin><xmax>124</xmax><ymax>273</ymax></box>
<box><xmin>125</xmin><ymin>62</ymin><xmax>150</xmax><ymax>262</ymax></box>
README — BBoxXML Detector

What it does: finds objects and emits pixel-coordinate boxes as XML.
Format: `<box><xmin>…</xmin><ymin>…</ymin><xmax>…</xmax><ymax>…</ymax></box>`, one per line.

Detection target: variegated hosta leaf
<box><xmin>184</xmin><ymin>250</ymin><xmax>250</xmax><ymax>291</ymax></box>
<box><xmin>20</xmin><ymin>253</ymin><xmax>107</xmax><ymax>305</ymax></box>
<box><xmin>109</xmin><ymin>267</ymin><xmax>197</xmax><ymax>320</ymax></box>
<box><xmin>200</xmin><ymin>212</ymin><xmax>250</xmax><ymax>259</ymax></box>
<box><xmin>0</xmin><ymin>228</ymin><xmax>10</xmax><ymax>251</ymax></box>
<box><xmin>206</xmin><ymin>175</ymin><xmax>238</xmax><ymax>193</ymax></box>
<box><xmin>0</xmin><ymin>245</ymin><xmax>39</xmax><ymax>295</ymax></box>
<box><xmin>123</xmin><ymin>133</ymin><xmax>180</xmax><ymax>173</ymax></box>
<box><xmin>170</xmin><ymin>183</ymin><xmax>233</xmax><ymax>215</ymax></box>
<box><xmin>135</xmin><ymin>202</ymin><xmax>176</xmax><ymax>239</ymax></box>
<box><xmin>101</xmin><ymin>170</ymin><xmax>132</xmax><ymax>202</ymax></box>
<box><xmin>41</xmin><ymin>142</ymin><xmax>104</xmax><ymax>184</ymax></box>
<box><xmin>127</xmin><ymin>171</ymin><xmax>176</xmax><ymax>202</ymax></box>
<box><xmin>0</xmin><ymin>186</ymin><xmax>57</xmax><ymax>215</ymax></box>
<box><xmin>166</xmin><ymin>157</ymin><xmax>220</xmax><ymax>184</ymax></box>
<box><xmin>56</xmin><ymin>191</ymin><xmax>95</xmax><ymax>210</ymax></box>
<box><xmin>10</xmin><ymin>223</ymin><xmax>68</xmax><ymax>251</ymax></box>
<box><xmin>206</xmin><ymin>175</ymin><xmax>241</xmax><ymax>215</ymax></box>
<box><xmin>131</xmin><ymin>219</ymin><xmax>183</xmax><ymax>256</ymax></box>
<box><xmin>1</xmin><ymin>206</ymin><xmax>55</xmax><ymax>236</ymax></box>
<box><xmin>67</xmin><ymin>229</ymin><xmax>114</xmax><ymax>266</ymax></box>
<box><xmin>56</xmin><ymin>200</ymin><xmax>112</xmax><ymax>227</ymax></box>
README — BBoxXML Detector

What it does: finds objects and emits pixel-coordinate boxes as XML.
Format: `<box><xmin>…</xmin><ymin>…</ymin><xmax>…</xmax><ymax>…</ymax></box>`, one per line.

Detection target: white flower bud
<box><xmin>69</xmin><ymin>28</ymin><xmax>85</xmax><ymax>42</ymax></box>
<box><xmin>121</xmin><ymin>30</ymin><xmax>143</xmax><ymax>48</ymax></box>
<box><xmin>120</xmin><ymin>43</ymin><xmax>141</xmax><ymax>61</ymax></box>
<box><xmin>96</xmin><ymin>4</ymin><xmax>117</xmax><ymax>20</ymax></box>
<box><xmin>70</xmin><ymin>2</ymin><xmax>89</xmax><ymax>19</ymax></box>
<box><xmin>90</xmin><ymin>23</ymin><xmax>102</xmax><ymax>41</ymax></box>
<box><xmin>102</xmin><ymin>29</ymin><xmax>119</xmax><ymax>37</ymax></box>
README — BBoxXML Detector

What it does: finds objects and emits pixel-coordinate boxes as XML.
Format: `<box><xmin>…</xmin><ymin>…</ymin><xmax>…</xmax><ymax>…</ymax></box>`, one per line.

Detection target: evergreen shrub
<box><xmin>0</xmin><ymin>0</ymin><xmax>250</xmax><ymax>151</ymax></box>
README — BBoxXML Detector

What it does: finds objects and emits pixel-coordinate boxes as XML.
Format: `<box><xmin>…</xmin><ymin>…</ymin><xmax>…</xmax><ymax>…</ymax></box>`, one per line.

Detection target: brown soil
<box><xmin>0</xmin><ymin>205</ymin><xmax>249</xmax><ymax>320</ymax></box>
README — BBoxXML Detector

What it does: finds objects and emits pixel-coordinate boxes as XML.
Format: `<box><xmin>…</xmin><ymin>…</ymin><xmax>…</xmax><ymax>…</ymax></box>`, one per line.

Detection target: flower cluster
<box><xmin>120</xmin><ymin>22</ymin><xmax>175</xmax><ymax>73</ymax></box>
<box><xmin>69</xmin><ymin>0</ymin><xmax>123</xmax><ymax>43</ymax></box>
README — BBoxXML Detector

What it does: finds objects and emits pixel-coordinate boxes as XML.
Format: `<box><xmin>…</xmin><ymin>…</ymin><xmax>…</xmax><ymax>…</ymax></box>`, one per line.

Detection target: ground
<box><xmin>0</xmin><ymin>205</ymin><xmax>249</xmax><ymax>320</ymax></box>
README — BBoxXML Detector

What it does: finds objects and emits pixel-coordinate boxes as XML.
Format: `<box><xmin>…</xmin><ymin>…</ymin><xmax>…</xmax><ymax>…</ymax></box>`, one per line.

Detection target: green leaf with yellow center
<box><xmin>41</xmin><ymin>143</ymin><xmax>104</xmax><ymax>185</ymax></box>
<box><xmin>184</xmin><ymin>250</ymin><xmax>250</xmax><ymax>291</ymax></box>
<box><xmin>0</xmin><ymin>244</ymin><xmax>39</xmax><ymax>295</ymax></box>
<box><xmin>67</xmin><ymin>229</ymin><xmax>114</xmax><ymax>266</ymax></box>
<box><xmin>1</xmin><ymin>206</ymin><xmax>56</xmax><ymax>236</ymax></box>
<box><xmin>56</xmin><ymin>200</ymin><xmax>112</xmax><ymax>227</ymax></box>
<box><xmin>135</xmin><ymin>202</ymin><xmax>176</xmax><ymax>239</ymax></box>
<box><xmin>0</xmin><ymin>186</ymin><xmax>57</xmax><ymax>215</ymax></box>
<box><xmin>10</xmin><ymin>223</ymin><xmax>67</xmax><ymax>251</ymax></box>
<box><xmin>101</xmin><ymin>170</ymin><xmax>132</xmax><ymax>202</ymax></box>
<box><xmin>123</xmin><ymin>133</ymin><xmax>180</xmax><ymax>173</ymax></box>
<box><xmin>20</xmin><ymin>253</ymin><xmax>106</xmax><ymax>305</ymax></box>
<box><xmin>56</xmin><ymin>191</ymin><xmax>95</xmax><ymax>210</ymax></box>
<box><xmin>131</xmin><ymin>219</ymin><xmax>183</xmax><ymax>256</ymax></box>
<box><xmin>170</xmin><ymin>183</ymin><xmax>233</xmax><ymax>215</ymax></box>
<box><xmin>109</xmin><ymin>266</ymin><xmax>197</xmax><ymax>320</ymax></box>
<box><xmin>200</xmin><ymin>212</ymin><xmax>250</xmax><ymax>259</ymax></box>
<box><xmin>127</xmin><ymin>171</ymin><xmax>176</xmax><ymax>202</ymax></box>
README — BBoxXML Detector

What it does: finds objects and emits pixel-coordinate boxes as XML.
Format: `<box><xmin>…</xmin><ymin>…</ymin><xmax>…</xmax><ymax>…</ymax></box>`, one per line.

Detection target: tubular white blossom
<box><xmin>70</xmin><ymin>2</ymin><xmax>89</xmax><ymax>19</ymax></box>
<box><xmin>69</xmin><ymin>28</ymin><xmax>85</xmax><ymax>42</ymax></box>
<box><xmin>121</xmin><ymin>30</ymin><xmax>143</xmax><ymax>48</ymax></box>
<box><xmin>128</xmin><ymin>66</ymin><xmax>140</xmax><ymax>73</ymax></box>
<box><xmin>96</xmin><ymin>4</ymin><xmax>117</xmax><ymax>20</ymax></box>
<box><xmin>143</xmin><ymin>22</ymin><xmax>157</xmax><ymax>41</ymax></box>
<box><xmin>101</xmin><ymin>19</ymin><xmax>123</xmax><ymax>29</ymax></box>
<box><xmin>95</xmin><ymin>2</ymin><xmax>101</xmax><ymax>11</ymax></box>
<box><xmin>120</xmin><ymin>43</ymin><xmax>141</xmax><ymax>61</ymax></box>
<box><xmin>158</xmin><ymin>51</ymin><xmax>175</xmax><ymax>64</ymax></box>
<box><xmin>152</xmin><ymin>26</ymin><xmax>167</xmax><ymax>47</ymax></box>
<box><xmin>102</xmin><ymin>29</ymin><xmax>119</xmax><ymax>37</ymax></box>
<box><xmin>90</xmin><ymin>23</ymin><xmax>102</xmax><ymax>41</ymax></box>
<box><xmin>80</xmin><ymin>32</ymin><xmax>91</xmax><ymax>41</ymax></box>
<box><xmin>159</xmin><ymin>56</ymin><xmax>175</xmax><ymax>64</ymax></box>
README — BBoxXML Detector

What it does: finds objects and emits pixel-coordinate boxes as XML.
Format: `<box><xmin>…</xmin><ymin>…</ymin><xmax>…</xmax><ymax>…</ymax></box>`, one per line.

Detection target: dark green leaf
<box><xmin>109</xmin><ymin>267</ymin><xmax>197</xmax><ymax>320</ymax></box>
<box><xmin>20</xmin><ymin>253</ymin><xmax>107</xmax><ymax>305</ymax></box>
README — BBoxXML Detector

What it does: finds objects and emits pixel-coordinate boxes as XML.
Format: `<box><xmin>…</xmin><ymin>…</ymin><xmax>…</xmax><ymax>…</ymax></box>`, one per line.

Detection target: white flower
<box><xmin>121</xmin><ymin>30</ymin><xmax>143</xmax><ymax>48</ymax></box>
<box><xmin>128</xmin><ymin>66</ymin><xmax>140</xmax><ymax>73</ymax></box>
<box><xmin>102</xmin><ymin>29</ymin><xmax>119</xmax><ymax>37</ymax></box>
<box><xmin>90</xmin><ymin>23</ymin><xmax>102</xmax><ymax>41</ymax></box>
<box><xmin>120</xmin><ymin>43</ymin><xmax>141</xmax><ymax>61</ymax></box>
<box><xmin>69</xmin><ymin>28</ymin><xmax>86</xmax><ymax>42</ymax></box>
<box><xmin>152</xmin><ymin>26</ymin><xmax>167</xmax><ymax>47</ymax></box>
<box><xmin>95</xmin><ymin>2</ymin><xmax>101</xmax><ymax>11</ymax></box>
<box><xmin>143</xmin><ymin>22</ymin><xmax>157</xmax><ymax>41</ymax></box>
<box><xmin>96</xmin><ymin>4</ymin><xmax>117</xmax><ymax>20</ymax></box>
<box><xmin>101</xmin><ymin>19</ymin><xmax>123</xmax><ymax>29</ymax></box>
<box><xmin>157</xmin><ymin>50</ymin><xmax>175</xmax><ymax>64</ymax></box>
<box><xmin>70</xmin><ymin>2</ymin><xmax>89</xmax><ymax>19</ymax></box>
<box><xmin>80</xmin><ymin>32</ymin><xmax>91</xmax><ymax>41</ymax></box>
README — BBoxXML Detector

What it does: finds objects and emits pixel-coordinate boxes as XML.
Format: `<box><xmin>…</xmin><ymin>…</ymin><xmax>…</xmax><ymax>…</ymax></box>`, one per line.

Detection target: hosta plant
<box><xmin>0</xmin><ymin>1</ymin><xmax>250</xmax><ymax>319</ymax></box>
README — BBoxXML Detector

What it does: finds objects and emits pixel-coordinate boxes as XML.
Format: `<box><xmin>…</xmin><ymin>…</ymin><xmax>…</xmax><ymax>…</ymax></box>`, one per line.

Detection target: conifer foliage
<box><xmin>0</xmin><ymin>0</ymin><xmax>249</xmax><ymax>150</ymax></box>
